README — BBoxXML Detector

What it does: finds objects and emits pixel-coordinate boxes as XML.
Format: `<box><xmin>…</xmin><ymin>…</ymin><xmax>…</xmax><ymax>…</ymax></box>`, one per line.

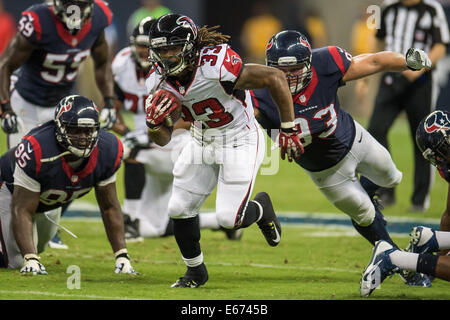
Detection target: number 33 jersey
<box><xmin>0</xmin><ymin>121</ymin><xmax>123</xmax><ymax>213</ymax></box>
<box><xmin>15</xmin><ymin>1</ymin><xmax>112</xmax><ymax>107</ymax></box>
<box><xmin>252</xmin><ymin>46</ymin><xmax>355</xmax><ymax>172</ymax></box>
<box><xmin>145</xmin><ymin>44</ymin><xmax>256</xmax><ymax>133</ymax></box>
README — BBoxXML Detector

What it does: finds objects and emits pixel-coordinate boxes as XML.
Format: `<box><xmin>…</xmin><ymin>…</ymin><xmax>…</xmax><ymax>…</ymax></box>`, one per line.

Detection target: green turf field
<box><xmin>0</xmin><ymin>114</ymin><xmax>448</xmax><ymax>300</ymax></box>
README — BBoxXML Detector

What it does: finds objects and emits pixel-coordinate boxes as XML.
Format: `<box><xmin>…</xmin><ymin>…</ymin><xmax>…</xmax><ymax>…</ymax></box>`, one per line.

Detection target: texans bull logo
<box><xmin>424</xmin><ymin>110</ymin><xmax>450</xmax><ymax>133</ymax></box>
<box><xmin>56</xmin><ymin>95</ymin><xmax>76</xmax><ymax>119</ymax></box>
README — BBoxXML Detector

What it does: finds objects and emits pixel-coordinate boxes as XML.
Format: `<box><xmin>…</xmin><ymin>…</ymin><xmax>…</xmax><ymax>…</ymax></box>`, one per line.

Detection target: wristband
<box><xmin>24</xmin><ymin>253</ymin><xmax>40</xmax><ymax>261</ymax></box>
<box><xmin>0</xmin><ymin>100</ymin><xmax>12</xmax><ymax>113</ymax></box>
<box><xmin>114</xmin><ymin>248</ymin><xmax>129</xmax><ymax>259</ymax></box>
<box><xmin>104</xmin><ymin>96</ymin><xmax>116</xmax><ymax>109</ymax></box>
<box><xmin>281</xmin><ymin>121</ymin><xmax>295</xmax><ymax>129</ymax></box>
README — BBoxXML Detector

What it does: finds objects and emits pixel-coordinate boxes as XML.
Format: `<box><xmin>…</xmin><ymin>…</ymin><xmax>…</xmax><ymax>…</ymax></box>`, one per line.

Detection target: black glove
<box><xmin>1</xmin><ymin>101</ymin><xmax>18</xmax><ymax>134</ymax></box>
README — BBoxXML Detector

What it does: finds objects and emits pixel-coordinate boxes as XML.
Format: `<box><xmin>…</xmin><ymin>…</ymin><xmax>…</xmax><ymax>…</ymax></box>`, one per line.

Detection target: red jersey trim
<box><xmin>328</xmin><ymin>46</ymin><xmax>346</xmax><ymax>75</ymax></box>
<box><xmin>293</xmin><ymin>66</ymin><xmax>318</xmax><ymax>106</ymax></box>
<box><xmin>61</xmin><ymin>146</ymin><xmax>98</xmax><ymax>184</ymax></box>
<box><xmin>95</xmin><ymin>0</ymin><xmax>113</xmax><ymax>26</ymax></box>
<box><xmin>249</xmin><ymin>90</ymin><xmax>259</xmax><ymax>108</ymax></box>
<box><xmin>49</xmin><ymin>6</ymin><xmax>93</xmax><ymax>48</ymax></box>
<box><xmin>113</xmin><ymin>136</ymin><xmax>123</xmax><ymax>171</ymax></box>
<box><xmin>23</xmin><ymin>136</ymin><xmax>42</xmax><ymax>176</ymax></box>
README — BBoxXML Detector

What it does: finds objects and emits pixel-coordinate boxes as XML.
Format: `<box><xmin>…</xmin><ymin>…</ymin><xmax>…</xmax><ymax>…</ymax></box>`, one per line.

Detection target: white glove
<box><xmin>121</xmin><ymin>130</ymin><xmax>150</xmax><ymax>159</ymax></box>
<box><xmin>114</xmin><ymin>249</ymin><xmax>139</xmax><ymax>275</ymax></box>
<box><xmin>20</xmin><ymin>254</ymin><xmax>48</xmax><ymax>275</ymax></box>
<box><xmin>406</xmin><ymin>48</ymin><xmax>432</xmax><ymax>71</ymax></box>
<box><xmin>99</xmin><ymin>107</ymin><xmax>117</xmax><ymax>130</ymax></box>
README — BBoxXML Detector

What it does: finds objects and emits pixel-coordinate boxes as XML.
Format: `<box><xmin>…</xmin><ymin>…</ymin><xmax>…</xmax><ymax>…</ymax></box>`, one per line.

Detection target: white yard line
<box><xmin>0</xmin><ymin>290</ymin><xmax>145</xmax><ymax>300</ymax></box>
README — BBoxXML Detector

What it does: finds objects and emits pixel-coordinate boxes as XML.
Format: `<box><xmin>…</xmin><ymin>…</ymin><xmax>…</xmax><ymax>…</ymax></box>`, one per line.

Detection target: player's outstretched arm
<box><xmin>11</xmin><ymin>185</ymin><xmax>47</xmax><ymax>275</ymax></box>
<box><xmin>95</xmin><ymin>182</ymin><xmax>138</xmax><ymax>274</ymax></box>
<box><xmin>342</xmin><ymin>48</ymin><xmax>431</xmax><ymax>82</ymax></box>
<box><xmin>91</xmin><ymin>31</ymin><xmax>116</xmax><ymax>130</ymax></box>
<box><xmin>235</xmin><ymin>64</ymin><xmax>304</xmax><ymax>161</ymax></box>
<box><xmin>0</xmin><ymin>34</ymin><xmax>35</xmax><ymax>103</ymax></box>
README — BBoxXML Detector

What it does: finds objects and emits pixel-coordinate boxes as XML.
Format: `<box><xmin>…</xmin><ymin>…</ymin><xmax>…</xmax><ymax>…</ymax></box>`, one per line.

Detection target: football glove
<box><xmin>20</xmin><ymin>254</ymin><xmax>48</xmax><ymax>275</ymax></box>
<box><xmin>279</xmin><ymin>122</ymin><xmax>304</xmax><ymax>162</ymax></box>
<box><xmin>99</xmin><ymin>97</ymin><xmax>117</xmax><ymax>130</ymax></box>
<box><xmin>145</xmin><ymin>91</ymin><xmax>179</xmax><ymax>129</ymax></box>
<box><xmin>121</xmin><ymin>129</ymin><xmax>151</xmax><ymax>159</ymax></box>
<box><xmin>1</xmin><ymin>101</ymin><xmax>18</xmax><ymax>134</ymax></box>
<box><xmin>406</xmin><ymin>48</ymin><xmax>432</xmax><ymax>71</ymax></box>
<box><xmin>114</xmin><ymin>249</ymin><xmax>139</xmax><ymax>275</ymax></box>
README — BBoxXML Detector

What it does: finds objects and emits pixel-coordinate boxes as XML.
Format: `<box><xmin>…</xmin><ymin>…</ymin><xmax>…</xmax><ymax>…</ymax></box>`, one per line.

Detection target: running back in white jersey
<box><xmin>145</xmin><ymin>44</ymin><xmax>256</xmax><ymax>135</ymax></box>
<box><xmin>112</xmin><ymin>47</ymin><xmax>149</xmax><ymax>133</ymax></box>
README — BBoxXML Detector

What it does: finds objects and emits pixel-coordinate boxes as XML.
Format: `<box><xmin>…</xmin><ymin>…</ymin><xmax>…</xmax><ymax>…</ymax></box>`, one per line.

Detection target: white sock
<box><xmin>388</xmin><ymin>250</ymin><xmax>419</xmax><ymax>272</ymax></box>
<box><xmin>182</xmin><ymin>252</ymin><xmax>203</xmax><ymax>268</ymax></box>
<box><xmin>435</xmin><ymin>231</ymin><xmax>450</xmax><ymax>250</ymax></box>
<box><xmin>123</xmin><ymin>199</ymin><xmax>140</xmax><ymax>220</ymax></box>
<box><xmin>199</xmin><ymin>212</ymin><xmax>220</xmax><ymax>229</ymax></box>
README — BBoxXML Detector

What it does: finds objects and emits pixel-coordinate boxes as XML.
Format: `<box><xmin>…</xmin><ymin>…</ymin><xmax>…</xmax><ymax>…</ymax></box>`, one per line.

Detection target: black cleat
<box><xmin>171</xmin><ymin>263</ymin><xmax>209</xmax><ymax>288</ymax></box>
<box><xmin>220</xmin><ymin>227</ymin><xmax>243</xmax><ymax>241</ymax></box>
<box><xmin>254</xmin><ymin>192</ymin><xmax>281</xmax><ymax>247</ymax></box>
<box><xmin>123</xmin><ymin>214</ymin><xmax>143</xmax><ymax>243</ymax></box>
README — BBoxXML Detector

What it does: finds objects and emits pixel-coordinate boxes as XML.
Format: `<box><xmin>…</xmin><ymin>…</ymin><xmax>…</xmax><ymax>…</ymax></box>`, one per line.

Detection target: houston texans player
<box><xmin>144</xmin><ymin>14</ymin><xmax>303</xmax><ymax>288</ymax></box>
<box><xmin>0</xmin><ymin>0</ymin><xmax>117</xmax><ymax>149</ymax></box>
<box><xmin>112</xmin><ymin>17</ymin><xmax>242</xmax><ymax>242</ymax></box>
<box><xmin>359</xmin><ymin>110</ymin><xmax>450</xmax><ymax>297</ymax></box>
<box><xmin>253</xmin><ymin>30</ymin><xmax>432</xmax><ymax>286</ymax></box>
<box><xmin>0</xmin><ymin>95</ymin><xmax>137</xmax><ymax>275</ymax></box>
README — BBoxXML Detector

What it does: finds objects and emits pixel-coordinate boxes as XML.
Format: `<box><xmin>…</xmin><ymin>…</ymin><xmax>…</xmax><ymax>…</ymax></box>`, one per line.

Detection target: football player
<box><xmin>252</xmin><ymin>30</ymin><xmax>432</xmax><ymax>286</ymax></box>
<box><xmin>112</xmin><ymin>17</ymin><xmax>242</xmax><ymax>241</ymax></box>
<box><xmin>145</xmin><ymin>14</ymin><xmax>303</xmax><ymax>288</ymax></box>
<box><xmin>0</xmin><ymin>95</ymin><xmax>137</xmax><ymax>275</ymax></box>
<box><xmin>0</xmin><ymin>0</ymin><xmax>117</xmax><ymax>149</ymax></box>
<box><xmin>360</xmin><ymin>112</ymin><xmax>450</xmax><ymax>296</ymax></box>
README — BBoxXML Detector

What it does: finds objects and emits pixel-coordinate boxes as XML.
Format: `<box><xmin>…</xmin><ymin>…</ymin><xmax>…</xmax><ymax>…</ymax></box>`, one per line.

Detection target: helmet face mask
<box><xmin>130</xmin><ymin>17</ymin><xmax>155</xmax><ymax>70</ymax></box>
<box><xmin>148</xmin><ymin>14</ymin><xmax>198</xmax><ymax>77</ymax></box>
<box><xmin>416</xmin><ymin>110</ymin><xmax>450</xmax><ymax>167</ymax></box>
<box><xmin>55</xmin><ymin>95</ymin><xmax>100</xmax><ymax>158</ymax></box>
<box><xmin>53</xmin><ymin>0</ymin><xmax>94</xmax><ymax>31</ymax></box>
<box><xmin>266</xmin><ymin>30</ymin><xmax>313</xmax><ymax>94</ymax></box>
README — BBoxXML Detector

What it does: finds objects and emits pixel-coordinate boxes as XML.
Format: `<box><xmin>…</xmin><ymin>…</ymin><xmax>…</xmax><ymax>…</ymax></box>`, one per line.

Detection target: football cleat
<box><xmin>399</xmin><ymin>270</ymin><xmax>432</xmax><ymax>287</ymax></box>
<box><xmin>254</xmin><ymin>192</ymin><xmax>281</xmax><ymax>247</ymax></box>
<box><xmin>360</xmin><ymin>240</ymin><xmax>399</xmax><ymax>297</ymax></box>
<box><xmin>48</xmin><ymin>232</ymin><xmax>68</xmax><ymax>250</ymax></box>
<box><xmin>123</xmin><ymin>214</ymin><xmax>144</xmax><ymax>243</ymax></box>
<box><xmin>221</xmin><ymin>227</ymin><xmax>244</xmax><ymax>241</ymax></box>
<box><xmin>406</xmin><ymin>226</ymin><xmax>439</xmax><ymax>254</ymax></box>
<box><xmin>171</xmin><ymin>263</ymin><xmax>208</xmax><ymax>288</ymax></box>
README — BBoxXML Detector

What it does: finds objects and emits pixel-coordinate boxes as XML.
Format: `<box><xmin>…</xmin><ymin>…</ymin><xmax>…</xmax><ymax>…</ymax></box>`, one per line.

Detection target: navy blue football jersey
<box><xmin>438</xmin><ymin>163</ymin><xmax>450</xmax><ymax>183</ymax></box>
<box><xmin>0</xmin><ymin>121</ymin><xmax>123</xmax><ymax>213</ymax></box>
<box><xmin>252</xmin><ymin>46</ymin><xmax>355</xmax><ymax>172</ymax></box>
<box><xmin>14</xmin><ymin>1</ymin><xmax>112</xmax><ymax>106</ymax></box>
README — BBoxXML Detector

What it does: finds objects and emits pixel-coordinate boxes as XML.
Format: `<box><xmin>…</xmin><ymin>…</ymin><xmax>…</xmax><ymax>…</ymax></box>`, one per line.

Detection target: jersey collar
<box><xmin>293</xmin><ymin>66</ymin><xmax>318</xmax><ymax>106</ymax></box>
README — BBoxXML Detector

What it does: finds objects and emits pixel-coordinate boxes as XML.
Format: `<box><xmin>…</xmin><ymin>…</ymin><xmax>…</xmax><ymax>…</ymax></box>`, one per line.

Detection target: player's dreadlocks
<box><xmin>196</xmin><ymin>25</ymin><xmax>230</xmax><ymax>48</ymax></box>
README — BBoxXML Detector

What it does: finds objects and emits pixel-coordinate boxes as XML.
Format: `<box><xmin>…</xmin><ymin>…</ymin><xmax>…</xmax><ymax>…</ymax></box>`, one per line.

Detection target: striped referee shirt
<box><xmin>376</xmin><ymin>0</ymin><xmax>450</xmax><ymax>54</ymax></box>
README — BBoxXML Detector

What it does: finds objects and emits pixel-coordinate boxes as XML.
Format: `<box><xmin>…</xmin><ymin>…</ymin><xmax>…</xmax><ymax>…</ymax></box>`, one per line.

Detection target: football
<box><xmin>155</xmin><ymin>89</ymin><xmax>183</xmax><ymax>127</ymax></box>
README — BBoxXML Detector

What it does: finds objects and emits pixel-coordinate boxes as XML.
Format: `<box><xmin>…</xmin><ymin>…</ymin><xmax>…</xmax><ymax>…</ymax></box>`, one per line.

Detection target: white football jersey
<box><xmin>145</xmin><ymin>44</ymin><xmax>256</xmax><ymax>137</ymax></box>
<box><xmin>112</xmin><ymin>47</ymin><xmax>149</xmax><ymax>132</ymax></box>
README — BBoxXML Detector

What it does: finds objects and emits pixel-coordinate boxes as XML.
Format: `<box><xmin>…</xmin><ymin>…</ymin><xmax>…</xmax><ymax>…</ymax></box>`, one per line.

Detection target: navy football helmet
<box><xmin>265</xmin><ymin>30</ymin><xmax>312</xmax><ymax>94</ymax></box>
<box><xmin>416</xmin><ymin>110</ymin><xmax>450</xmax><ymax>167</ymax></box>
<box><xmin>55</xmin><ymin>95</ymin><xmax>100</xmax><ymax>158</ymax></box>
<box><xmin>130</xmin><ymin>17</ymin><xmax>155</xmax><ymax>70</ymax></box>
<box><xmin>148</xmin><ymin>13</ymin><xmax>198</xmax><ymax>76</ymax></box>
<box><xmin>53</xmin><ymin>0</ymin><xmax>94</xmax><ymax>30</ymax></box>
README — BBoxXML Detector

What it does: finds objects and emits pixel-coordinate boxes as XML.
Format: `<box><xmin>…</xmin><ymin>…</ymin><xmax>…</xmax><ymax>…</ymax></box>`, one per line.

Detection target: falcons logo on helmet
<box><xmin>424</xmin><ymin>110</ymin><xmax>450</xmax><ymax>133</ymax></box>
<box><xmin>176</xmin><ymin>16</ymin><xmax>197</xmax><ymax>39</ymax></box>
